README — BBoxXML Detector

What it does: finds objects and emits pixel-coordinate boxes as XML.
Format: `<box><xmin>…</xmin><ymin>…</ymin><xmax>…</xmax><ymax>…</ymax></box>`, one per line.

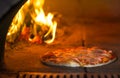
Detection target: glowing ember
<box><xmin>6</xmin><ymin>0</ymin><xmax>57</xmax><ymax>44</ymax></box>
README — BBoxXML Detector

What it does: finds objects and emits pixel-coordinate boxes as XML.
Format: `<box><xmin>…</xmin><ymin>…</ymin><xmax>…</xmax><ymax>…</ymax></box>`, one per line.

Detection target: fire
<box><xmin>6</xmin><ymin>0</ymin><xmax>57</xmax><ymax>44</ymax></box>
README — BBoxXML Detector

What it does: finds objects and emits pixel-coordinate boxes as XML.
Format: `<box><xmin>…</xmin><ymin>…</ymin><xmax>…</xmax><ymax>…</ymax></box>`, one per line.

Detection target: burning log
<box><xmin>6</xmin><ymin>0</ymin><xmax>57</xmax><ymax>44</ymax></box>
<box><xmin>19</xmin><ymin>25</ymin><xmax>30</xmax><ymax>41</ymax></box>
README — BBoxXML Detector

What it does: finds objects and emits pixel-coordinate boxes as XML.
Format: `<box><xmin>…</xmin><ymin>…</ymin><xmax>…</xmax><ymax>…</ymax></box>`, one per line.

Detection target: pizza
<box><xmin>41</xmin><ymin>47</ymin><xmax>117</xmax><ymax>67</ymax></box>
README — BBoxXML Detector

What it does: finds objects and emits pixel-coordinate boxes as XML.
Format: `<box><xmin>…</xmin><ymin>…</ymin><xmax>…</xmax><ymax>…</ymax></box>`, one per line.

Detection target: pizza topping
<box><xmin>41</xmin><ymin>47</ymin><xmax>116</xmax><ymax>67</ymax></box>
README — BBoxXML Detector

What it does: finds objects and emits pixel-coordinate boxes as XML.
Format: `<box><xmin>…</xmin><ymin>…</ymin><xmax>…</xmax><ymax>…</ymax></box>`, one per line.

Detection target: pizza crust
<box><xmin>41</xmin><ymin>57</ymin><xmax>117</xmax><ymax>67</ymax></box>
<box><xmin>41</xmin><ymin>59</ymin><xmax>80</xmax><ymax>67</ymax></box>
<box><xmin>81</xmin><ymin>57</ymin><xmax>117</xmax><ymax>67</ymax></box>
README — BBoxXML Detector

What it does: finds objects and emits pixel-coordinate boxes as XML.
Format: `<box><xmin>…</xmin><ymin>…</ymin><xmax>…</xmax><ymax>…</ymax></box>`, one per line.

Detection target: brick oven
<box><xmin>0</xmin><ymin>0</ymin><xmax>120</xmax><ymax>78</ymax></box>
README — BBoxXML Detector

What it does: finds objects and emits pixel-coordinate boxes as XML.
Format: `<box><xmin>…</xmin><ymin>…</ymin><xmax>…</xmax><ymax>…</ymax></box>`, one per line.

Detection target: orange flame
<box><xmin>6</xmin><ymin>0</ymin><xmax>57</xmax><ymax>44</ymax></box>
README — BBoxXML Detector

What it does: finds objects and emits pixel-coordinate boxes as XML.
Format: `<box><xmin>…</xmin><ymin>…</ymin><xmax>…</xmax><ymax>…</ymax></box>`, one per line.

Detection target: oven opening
<box><xmin>0</xmin><ymin>0</ymin><xmax>120</xmax><ymax>75</ymax></box>
<box><xmin>5</xmin><ymin>0</ymin><xmax>87</xmax><ymax>71</ymax></box>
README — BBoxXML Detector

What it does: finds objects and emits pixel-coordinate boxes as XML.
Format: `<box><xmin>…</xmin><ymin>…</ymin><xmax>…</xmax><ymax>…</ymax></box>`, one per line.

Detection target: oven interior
<box><xmin>0</xmin><ymin>0</ymin><xmax>120</xmax><ymax>78</ymax></box>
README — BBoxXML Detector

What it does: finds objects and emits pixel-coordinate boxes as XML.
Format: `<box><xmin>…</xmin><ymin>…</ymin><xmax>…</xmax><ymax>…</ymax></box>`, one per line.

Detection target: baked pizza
<box><xmin>41</xmin><ymin>47</ymin><xmax>116</xmax><ymax>67</ymax></box>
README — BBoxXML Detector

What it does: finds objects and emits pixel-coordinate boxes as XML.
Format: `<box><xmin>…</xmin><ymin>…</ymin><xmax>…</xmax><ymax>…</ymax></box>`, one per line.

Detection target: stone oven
<box><xmin>0</xmin><ymin>0</ymin><xmax>120</xmax><ymax>78</ymax></box>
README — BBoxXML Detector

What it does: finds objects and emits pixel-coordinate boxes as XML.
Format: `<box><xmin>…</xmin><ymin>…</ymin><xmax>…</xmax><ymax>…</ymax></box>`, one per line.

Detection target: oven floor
<box><xmin>3</xmin><ymin>20</ymin><xmax>120</xmax><ymax>73</ymax></box>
